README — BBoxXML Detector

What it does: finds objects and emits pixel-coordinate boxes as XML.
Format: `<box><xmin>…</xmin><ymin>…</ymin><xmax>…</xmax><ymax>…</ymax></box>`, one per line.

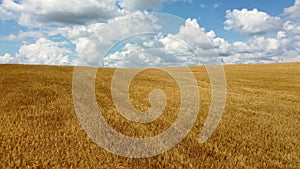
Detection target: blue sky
<box><xmin>0</xmin><ymin>0</ymin><xmax>299</xmax><ymax>66</ymax></box>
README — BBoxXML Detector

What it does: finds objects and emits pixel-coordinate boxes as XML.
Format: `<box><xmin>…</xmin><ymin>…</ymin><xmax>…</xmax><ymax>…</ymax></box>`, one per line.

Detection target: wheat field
<box><xmin>0</xmin><ymin>63</ymin><xmax>299</xmax><ymax>168</ymax></box>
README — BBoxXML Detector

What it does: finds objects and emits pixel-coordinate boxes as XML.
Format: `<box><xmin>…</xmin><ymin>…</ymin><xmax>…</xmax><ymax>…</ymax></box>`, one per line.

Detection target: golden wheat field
<box><xmin>0</xmin><ymin>62</ymin><xmax>299</xmax><ymax>168</ymax></box>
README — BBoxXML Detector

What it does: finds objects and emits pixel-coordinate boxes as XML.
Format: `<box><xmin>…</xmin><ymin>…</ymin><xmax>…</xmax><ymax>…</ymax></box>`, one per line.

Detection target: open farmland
<box><xmin>0</xmin><ymin>63</ymin><xmax>299</xmax><ymax>168</ymax></box>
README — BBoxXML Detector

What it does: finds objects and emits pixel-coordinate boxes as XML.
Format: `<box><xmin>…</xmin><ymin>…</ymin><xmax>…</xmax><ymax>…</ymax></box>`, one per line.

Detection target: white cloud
<box><xmin>0</xmin><ymin>0</ymin><xmax>124</xmax><ymax>27</ymax></box>
<box><xmin>225</xmin><ymin>16</ymin><xmax>296</xmax><ymax>64</ymax></box>
<box><xmin>103</xmin><ymin>37</ymin><xmax>199</xmax><ymax>68</ymax></box>
<box><xmin>175</xmin><ymin>18</ymin><xmax>214</xmax><ymax>50</ymax></box>
<box><xmin>284</xmin><ymin>21</ymin><xmax>300</xmax><ymax>35</ymax></box>
<box><xmin>277</xmin><ymin>31</ymin><xmax>287</xmax><ymax>39</ymax></box>
<box><xmin>0</xmin><ymin>53</ymin><xmax>14</xmax><ymax>63</ymax></box>
<box><xmin>9</xmin><ymin>38</ymin><xmax>72</xmax><ymax>65</ymax></box>
<box><xmin>56</xmin><ymin>11</ymin><xmax>162</xmax><ymax>66</ymax></box>
<box><xmin>0</xmin><ymin>11</ymin><xmax>165</xmax><ymax>66</ymax></box>
<box><xmin>103</xmin><ymin>43</ymin><xmax>168</xmax><ymax>67</ymax></box>
<box><xmin>1</xmin><ymin>30</ymin><xmax>45</xmax><ymax>41</ymax></box>
<box><xmin>282</xmin><ymin>21</ymin><xmax>300</xmax><ymax>57</ymax></box>
<box><xmin>233</xmin><ymin>37</ymin><xmax>280</xmax><ymax>53</ymax></box>
<box><xmin>212</xmin><ymin>37</ymin><xmax>231</xmax><ymax>57</ymax></box>
<box><xmin>0</xmin><ymin>0</ymin><xmax>193</xmax><ymax>27</ymax></box>
<box><xmin>103</xmin><ymin>18</ymin><xmax>229</xmax><ymax>67</ymax></box>
<box><xmin>283</xmin><ymin>0</ymin><xmax>300</xmax><ymax>19</ymax></box>
<box><xmin>223</xmin><ymin>32</ymin><xmax>300</xmax><ymax>64</ymax></box>
<box><xmin>224</xmin><ymin>8</ymin><xmax>282</xmax><ymax>35</ymax></box>
<box><xmin>0</xmin><ymin>2</ymin><xmax>13</xmax><ymax>20</ymax></box>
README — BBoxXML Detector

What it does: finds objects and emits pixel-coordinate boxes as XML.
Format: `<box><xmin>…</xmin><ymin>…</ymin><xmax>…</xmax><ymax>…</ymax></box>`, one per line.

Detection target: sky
<box><xmin>0</xmin><ymin>0</ymin><xmax>299</xmax><ymax>67</ymax></box>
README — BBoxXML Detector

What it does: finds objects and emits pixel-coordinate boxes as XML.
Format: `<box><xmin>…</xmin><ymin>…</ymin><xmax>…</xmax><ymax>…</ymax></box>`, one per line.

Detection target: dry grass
<box><xmin>0</xmin><ymin>63</ymin><xmax>299</xmax><ymax>168</ymax></box>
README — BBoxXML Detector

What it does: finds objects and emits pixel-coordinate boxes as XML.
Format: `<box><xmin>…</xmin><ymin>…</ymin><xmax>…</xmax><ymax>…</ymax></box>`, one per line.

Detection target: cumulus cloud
<box><xmin>0</xmin><ymin>53</ymin><xmax>14</xmax><ymax>63</ymax></box>
<box><xmin>175</xmin><ymin>19</ymin><xmax>231</xmax><ymax>57</ymax></box>
<box><xmin>284</xmin><ymin>21</ymin><xmax>300</xmax><ymax>35</ymax></box>
<box><xmin>102</xmin><ymin>18</ymin><xmax>229</xmax><ymax>67</ymax></box>
<box><xmin>0</xmin><ymin>38</ymin><xmax>73</xmax><ymax>65</ymax></box>
<box><xmin>17</xmin><ymin>38</ymin><xmax>72</xmax><ymax>65</ymax></box>
<box><xmin>224</xmin><ymin>8</ymin><xmax>282</xmax><ymax>35</ymax></box>
<box><xmin>103</xmin><ymin>37</ymin><xmax>197</xmax><ymax>68</ymax></box>
<box><xmin>0</xmin><ymin>2</ymin><xmax>14</xmax><ymax>20</ymax></box>
<box><xmin>283</xmin><ymin>0</ymin><xmax>300</xmax><ymax>19</ymax></box>
<box><xmin>222</xmin><ymin>31</ymin><xmax>300</xmax><ymax>64</ymax></box>
<box><xmin>236</xmin><ymin>37</ymin><xmax>280</xmax><ymax>53</ymax></box>
<box><xmin>0</xmin><ymin>0</ymin><xmax>124</xmax><ymax>27</ymax></box>
<box><xmin>56</xmin><ymin>11</ymin><xmax>162</xmax><ymax>66</ymax></box>
<box><xmin>1</xmin><ymin>31</ymin><xmax>45</xmax><ymax>41</ymax></box>
<box><xmin>103</xmin><ymin>32</ymin><xmax>198</xmax><ymax>68</ymax></box>
<box><xmin>54</xmin><ymin>17</ymin><xmax>235</xmax><ymax>67</ymax></box>
<box><xmin>103</xmin><ymin>43</ymin><xmax>169</xmax><ymax>67</ymax></box>
<box><xmin>0</xmin><ymin>11</ymin><xmax>164</xmax><ymax>66</ymax></box>
<box><xmin>221</xmin><ymin>7</ymin><xmax>299</xmax><ymax>64</ymax></box>
<box><xmin>0</xmin><ymin>0</ymin><xmax>193</xmax><ymax>27</ymax></box>
<box><xmin>175</xmin><ymin>18</ymin><xmax>213</xmax><ymax>49</ymax></box>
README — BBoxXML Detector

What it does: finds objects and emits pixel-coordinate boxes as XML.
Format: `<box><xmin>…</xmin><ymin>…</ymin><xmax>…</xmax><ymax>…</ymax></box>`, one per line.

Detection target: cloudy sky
<box><xmin>0</xmin><ymin>0</ymin><xmax>299</xmax><ymax>67</ymax></box>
